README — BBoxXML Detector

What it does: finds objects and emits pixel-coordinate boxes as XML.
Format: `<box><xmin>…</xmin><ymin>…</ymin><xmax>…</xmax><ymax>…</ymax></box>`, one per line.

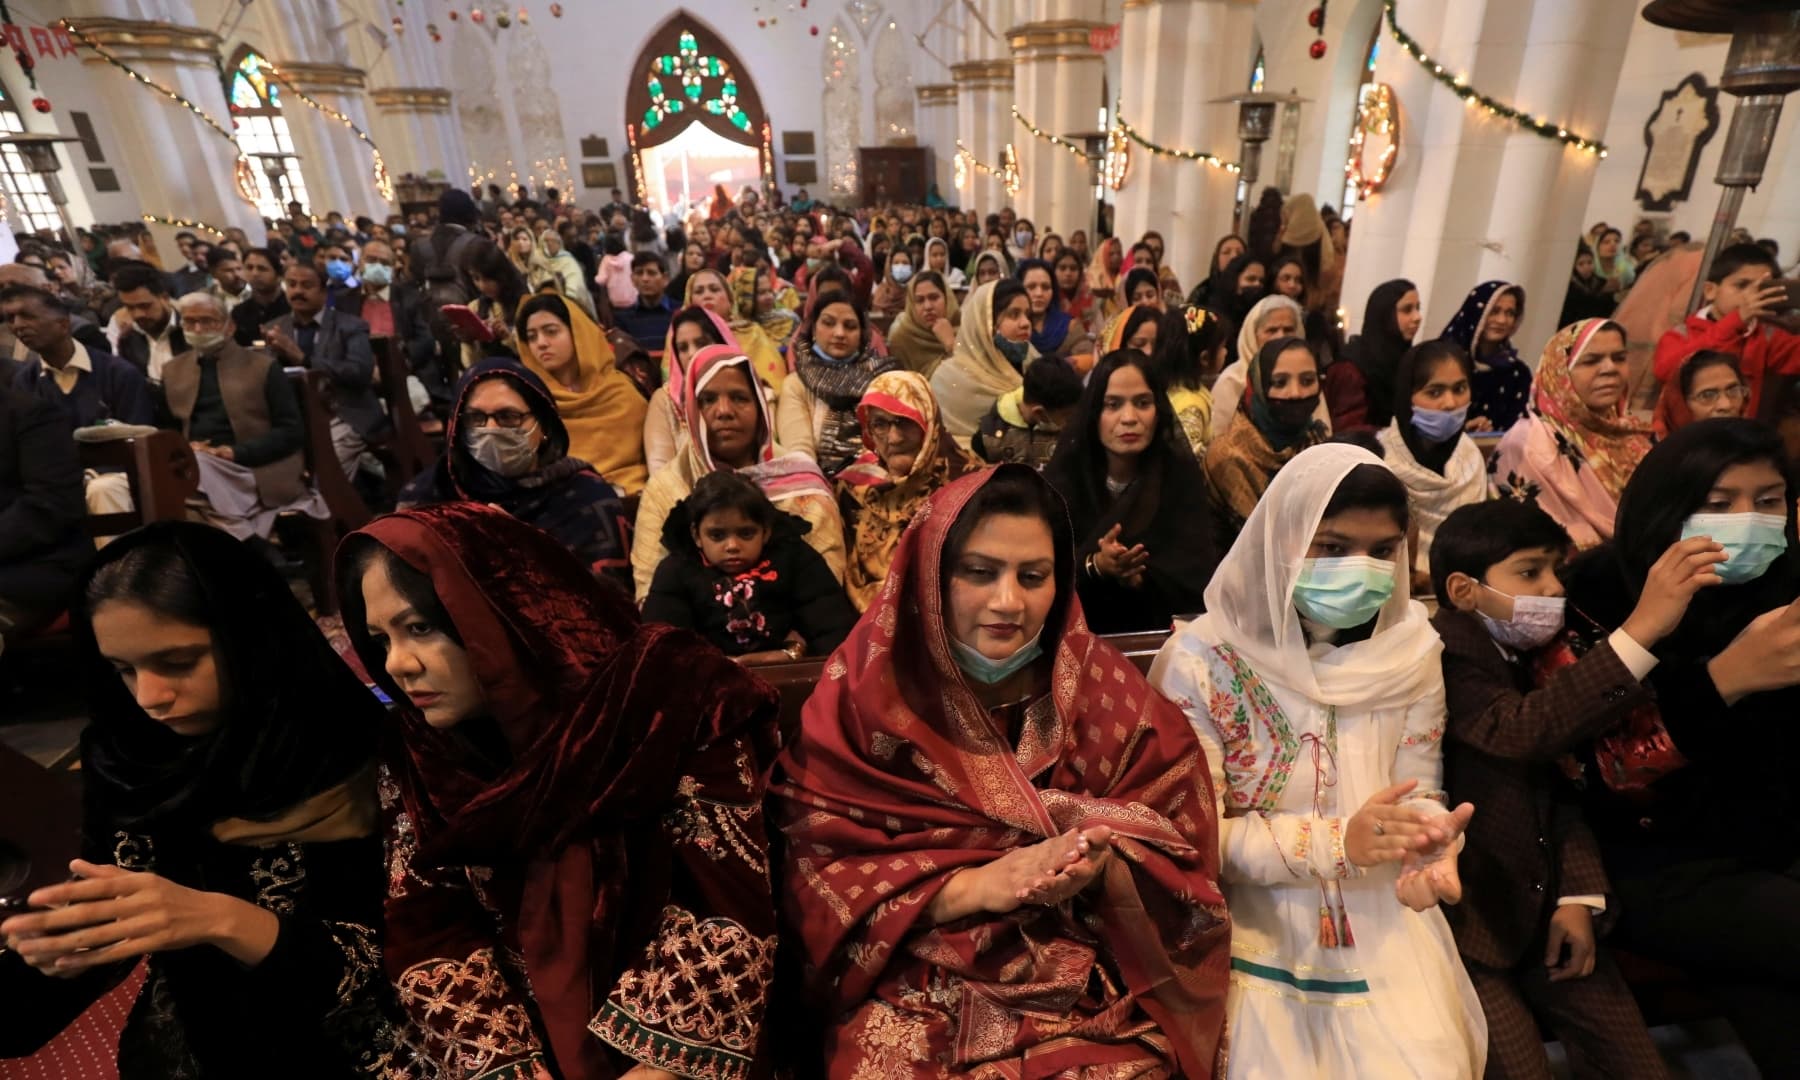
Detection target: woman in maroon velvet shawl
<box><xmin>336</xmin><ymin>503</ymin><xmax>782</xmax><ymax>1080</ymax></box>
<box><xmin>772</xmin><ymin>465</ymin><xmax>1231</xmax><ymax>1079</ymax></box>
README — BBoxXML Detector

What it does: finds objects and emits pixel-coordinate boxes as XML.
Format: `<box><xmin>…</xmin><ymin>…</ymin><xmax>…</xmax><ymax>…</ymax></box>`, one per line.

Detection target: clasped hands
<box><xmin>928</xmin><ymin>825</ymin><xmax>1115</xmax><ymax>923</ymax></box>
<box><xmin>1345</xmin><ymin>779</ymin><xmax>1475</xmax><ymax>912</ymax></box>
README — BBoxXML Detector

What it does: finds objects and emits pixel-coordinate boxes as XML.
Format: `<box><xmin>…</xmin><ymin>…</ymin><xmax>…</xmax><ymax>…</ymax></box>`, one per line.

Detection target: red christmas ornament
<box><xmin>517</xmin><ymin>7</ymin><xmax>529</xmax><ymax>24</ymax></box>
<box><xmin>810</xmin><ymin>24</ymin><xmax>819</xmax><ymax>34</ymax></box>
<box><xmin>447</xmin><ymin>9</ymin><xmax>458</xmax><ymax>19</ymax></box>
<box><xmin>30</xmin><ymin>96</ymin><xmax>49</xmax><ymax>113</ymax></box>
<box><xmin>757</xmin><ymin>18</ymin><xmax>766</xmax><ymax>27</ymax></box>
<box><xmin>1309</xmin><ymin>39</ymin><xmax>1328</xmax><ymax>59</ymax></box>
<box><xmin>550</xmin><ymin>2</ymin><xmax>563</xmax><ymax>15</ymax></box>
<box><xmin>1307</xmin><ymin>6</ymin><xmax>1324</xmax><ymax>28</ymax></box>
<box><xmin>392</xmin><ymin>15</ymin><xmax>404</xmax><ymax>33</ymax></box>
<box><xmin>470</xmin><ymin>7</ymin><xmax>486</xmax><ymax>25</ymax></box>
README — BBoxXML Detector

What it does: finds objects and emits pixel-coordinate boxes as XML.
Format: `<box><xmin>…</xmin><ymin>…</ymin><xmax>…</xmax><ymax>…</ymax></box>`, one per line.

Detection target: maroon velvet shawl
<box><xmin>342</xmin><ymin>503</ymin><xmax>781</xmax><ymax>1077</ymax></box>
<box><xmin>771</xmin><ymin>467</ymin><xmax>1231</xmax><ymax>1078</ymax></box>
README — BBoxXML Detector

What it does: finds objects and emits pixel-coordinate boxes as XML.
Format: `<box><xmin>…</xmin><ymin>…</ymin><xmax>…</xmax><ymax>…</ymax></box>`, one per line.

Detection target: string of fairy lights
<box><xmin>1009</xmin><ymin>106</ymin><xmax>1132</xmax><ymax>192</ymax></box>
<box><xmin>140</xmin><ymin>214</ymin><xmax>226</xmax><ymax>239</ymax></box>
<box><xmin>259</xmin><ymin>60</ymin><xmax>395</xmax><ymax>203</ymax></box>
<box><xmin>1113</xmin><ymin>110</ymin><xmax>1241</xmax><ymax>175</ymax></box>
<box><xmin>954</xmin><ymin>140</ymin><xmax>1020</xmax><ymax>196</ymax></box>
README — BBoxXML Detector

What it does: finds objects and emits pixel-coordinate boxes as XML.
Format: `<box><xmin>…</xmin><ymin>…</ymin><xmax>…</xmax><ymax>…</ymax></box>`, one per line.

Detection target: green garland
<box><xmin>1011</xmin><ymin>106</ymin><xmax>1094</xmax><ymax>161</ymax></box>
<box><xmin>1113</xmin><ymin>108</ymin><xmax>1240</xmax><ymax>173</ymax></box>
<box><xmin>1383</xmin><ymin>0</ymin><xmax>1607</xmax><ymax>157</ymax></box>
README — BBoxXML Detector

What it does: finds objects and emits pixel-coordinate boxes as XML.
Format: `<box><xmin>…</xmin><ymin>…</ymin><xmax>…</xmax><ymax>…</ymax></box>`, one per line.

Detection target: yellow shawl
<box><xmin>516</xmin><ymin>297</ymin><xmax>650</xmax><ymax>494</ymax></box>
<box><xmin>929</xmin><ymin>281</ymin><xmax>1039</xmax><ymax>439</ymax></box>
<box><xmin>887</xmin><ymin>273</ymin><xmax>962</xmax><ymax>377</ymax></box>
<box><xmin>704</xmin><ymin>267</ymin><xmax>787</xmax><ymax>394</ymax></box>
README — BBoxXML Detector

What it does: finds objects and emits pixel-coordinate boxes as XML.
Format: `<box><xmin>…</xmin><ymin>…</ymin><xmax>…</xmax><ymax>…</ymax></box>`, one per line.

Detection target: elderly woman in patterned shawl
<box><xmin>340</xmin><ymin>502</ymin><xmax>783</xmax><ymax>1080</ymax></box>
<box><xmin>835</xmin><ymin>370</ymin><xmax>976</xmax><ymax>610</ymax></box>
<box><xmin>773</xmin><ymin>465</ymin><xmax>1232</xmax><ymax>1079</ymax></box>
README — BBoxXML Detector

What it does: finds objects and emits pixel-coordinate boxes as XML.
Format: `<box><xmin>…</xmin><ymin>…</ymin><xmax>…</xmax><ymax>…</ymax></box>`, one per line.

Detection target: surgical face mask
<box><xmin>1410</xmin><ymin>403</ymin><xmax>1468</xmax><ymax>444</ymax></box>
<box><xmin>465</xmin><ymin>423</ymin><xmax>540</xmax><ymax>477</ymax></box>
<box><xmin>993</xmin><ymin>331</ymin><xmax>1030</xmax><ymax>369</ymax></box>
<box><xmin>391</xmin><ymin>223</ymin><xmax>408</xmax><ymax>236</ymax></box>
<box><xmin>187</xmin><ymin>330</ymin><xmax>228</xmax><ymax>355</ymax></box>
<box><xmin>1681</xmin><ymin>511</ymin><xmax>1789</xmax><ymax>584</ymax></box>
<box><xmin>361</xmin><ymin>262</ymin><xmax>393</xmax><ymax>288</ymax></box>
<box><xmin>891</xmin><ymin>263</ymin><xmax>913</xmax><ymax>284</ymax></box>
<box><xmin>1292</xmin><ymin>556</ymin><xmax>1396</xmax><ymax>629</ymax></box>
<box><xmin>812</xmin><ymin>340</ymin><xmax>856</xmax><ymax>365</ymax></box>
<box><xmin>1476</xmin><ymin>586</ymin><xmax>1566</xmax><ymax>652</ymax></box>
<box><xmin>1014</xmin><ymin>229</ymin><xmax>1034</xmax><ymax>248</ymax></box>
<box><xmin>950</xmin><ymin>628</ymin><xmax>1045</xmax><ymax>685</ymax></box>
<box><xmin>325</xmin><ymin>258</ymin><xmax>353</xmax><ymax>284</ymax></box>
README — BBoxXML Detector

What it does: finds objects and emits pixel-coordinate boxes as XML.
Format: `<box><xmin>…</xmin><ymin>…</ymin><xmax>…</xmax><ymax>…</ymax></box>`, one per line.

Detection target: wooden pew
<box><xmin>78</xmin><ymin>430</ymin><xmax>200</xmax><ymax>538</ymax></box>
<box><xmin>369</xmin><ymin>335</ymin><xmax>438</xmax><ymax>491</ymax></box>
<box><xmin>284</xmin><ymin>368</ymin><xmax>371</xmax><ymax>614</ymax></box>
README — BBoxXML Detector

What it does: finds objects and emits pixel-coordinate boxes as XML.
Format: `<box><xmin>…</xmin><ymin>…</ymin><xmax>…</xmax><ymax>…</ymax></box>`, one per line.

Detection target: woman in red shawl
<box><xmin>773</xmin><ymin>465</ymin><xmax>1231</xmax><ymax>1079</ymax></box>
<box><xmin>337</xmin><ymin>503</ymin><xmax>782</xmax><ymax>1080</ymax></box>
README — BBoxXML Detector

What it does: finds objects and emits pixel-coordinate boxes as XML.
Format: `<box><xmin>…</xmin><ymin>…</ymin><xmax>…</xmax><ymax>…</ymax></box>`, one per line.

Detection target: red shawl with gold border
<box><xmin>772</xmin><ymin>466</ymin><xmax>1231</xmax><ymax>1079</ymax></box>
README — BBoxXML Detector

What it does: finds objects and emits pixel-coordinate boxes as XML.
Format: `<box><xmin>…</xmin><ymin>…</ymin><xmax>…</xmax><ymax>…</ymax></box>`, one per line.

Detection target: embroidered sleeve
<box><xmin>1392</xmin><ymin>673</ymin><xmax>1450</xmax><ymax>806</ymax></box>
<box><xmin>379</xmin><ymin>769</ymin><xmax>546</xmax><ymax>1079</ymax></box>
<box><xmin>589</xmin><ymin>733</ymin><xmax>777</xmax><ymax>1080</ymax></box>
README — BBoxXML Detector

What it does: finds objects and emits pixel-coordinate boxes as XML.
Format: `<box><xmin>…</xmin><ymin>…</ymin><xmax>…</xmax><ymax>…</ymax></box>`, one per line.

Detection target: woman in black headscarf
<box><xmin>1208</xmin><ymin>252</ymin><xmax>1271</xmax><ymax>362</ymax></box>
<box><xmin>0</xmin><ymin>523</ymin><xmax>401</xmax><ymax>1074</ymax></box>
<box><xmin>1559</xmin><ymin>417</ymin><xmax>1800</xmax><ymax>1077</ymax></box>
<box><xmin>1335</xmin><ymin>278</ymin><xmax>1422</xmax><ymax>431</ymax></box>
<box><xmin>1044</xmin><ymin>349</ymin><xmax>1215</xmax><ymax>633</ymax></box>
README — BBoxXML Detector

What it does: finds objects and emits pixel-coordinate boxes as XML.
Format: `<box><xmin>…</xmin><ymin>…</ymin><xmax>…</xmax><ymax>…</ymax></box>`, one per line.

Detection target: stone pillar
<box><xmin>1167</xmin><ymin>0</ymin><xmax>1258</xmax><ymax>290</ymax></box>
<box><xmin>71</xmin><ymin>17</ymin><xmax>264</xmax><ymax>241</ymax></box>
<box><xmin>953</xmin><ymin>59</ymin><xmax>1015</xmax><ymax>215</ymax></box>
<box><xmin>270</xmin><ymin>61</ymin><xmax>388</xmax><ymax>219</ymax></box>
<box><xmin>369</xmin><ymin>87</ymin><xmax>455</xmax><ymax>179</ymax></box>
<box><xmin>1007</xmin><ymin>18</ymin><xmax>1108</xmax><ymax>236</ymax></box>
<box><xmin>915</xmin><ymin>84</ymin><xmax>960</xmax><ymax>198</ymax></box>
<box><xmin>1337</xmin><ymin>0</ymin><xmax>1635</xmax><ymax>354</ymax></box>
<box><xmin>1112</xmin><ymin>0</ymin><xmax>1190</xmax><ymax>248</ymax></box>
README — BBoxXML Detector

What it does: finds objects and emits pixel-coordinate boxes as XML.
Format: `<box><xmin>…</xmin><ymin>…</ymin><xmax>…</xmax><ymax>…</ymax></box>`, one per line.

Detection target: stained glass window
<box><xmin>225</xmin><ymin>47</ymin><xmax>309</xmax><ymax>219</ymax></box>
<box><xmin>645</xmin><ymin>30</ymin><xmax>750</xmax><ymax>133</ymax></box>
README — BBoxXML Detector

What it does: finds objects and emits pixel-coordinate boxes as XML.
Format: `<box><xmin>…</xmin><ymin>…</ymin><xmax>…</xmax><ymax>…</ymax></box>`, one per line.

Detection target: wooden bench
<box><xmin>284</xmin><ymin>368</ymin><xmax>371</xmax><ymax>614</ymax></box>
<box><xmin>369</xmin><ymin>335</ymin><xmax>439</xmax><ymax>491</ymax></box>
<box><xmin>78</xmin><ymin>430</ymin><xmax>200</xmax><ymax>538</ymax></box>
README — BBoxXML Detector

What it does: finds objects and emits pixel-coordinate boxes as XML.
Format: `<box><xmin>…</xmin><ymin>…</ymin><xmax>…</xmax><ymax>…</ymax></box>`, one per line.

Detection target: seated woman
<box><xmin>924</xmin><ymin>235</ymin><xmax>966</xmax><ymax>290</ymax></box>
<box><xmin>1187</xmin><ymin>233</ymin><xmax>1248</xmax><ymax>312</ymax></box>
<box><xmin>1335</xmin><ymin>278</ymin><xmax>1422</xmax><ymax>432</ymax></box>
<box><xmin>1087</xmin><ymin>235</ymin><xmax>1125</xmax><ymax>320</ymax></box>
<box><xmin>514</xmin><ymin>294</ymin><xmax>649</xmax><ymax>495</ymax></box>
<box><xmin>1099</xmin><ymin>301</ymin><xmax>1161</xmax><ymax>359</ymax></box>
<box><xmin>645</xmin><ymin>470</ymin><xmax>857</xmax><ymax>660</ymax></box>
<box><xmin>1205</xmin><ymin>336</ymin><xmax>1331</xmax><ymax>544</ymax></box>
<box><xmin>931</xmin><ymin>279</ymin><xmax>1037</xmax><ymax>440</ymax></box>
<box><xmin>886</xmin><ymin>268</ymin><xmax>960</xmax><ymax>377</ymax></box>
<box><xmin>1053</xmin><ymin>248</ymin><xmax>1098</xmax><ymax>340</ymax></box>
<box><xmin>645</xmin><ymin>305</ymin><xmax>737</xmax><ymax>476</ymax></box>
<box><xmin>1558</xmin><ymin>417</ymin><xmax>1800</xmax><ymax>1076</ymax></box>
<box><xmin>400</xmin><ymin>357</ymin><xmax>629</xmax><ymax>586</ymax></box>
<box><xmin>773</xmin><ymin>465</ymin><xmax>1231</xmax><ymax>1078</ymax></box>
<box><xmin>780</xmin><ymin>291</ymin><xmax>898</xmax><ymax>477</ymax></box>
<box><xmin>836</xmin><ymin>369</ymin><xmax>976</xmax><ymax>610</ymax></box>
<box><xmin>1377</xmin><ymin>341</ymin><xmax>1491</xmax><ymax>581</ymax></box>
<box><xmin>1209</xmin><ymin>253</ymin><xmax>1270</xmax><ymax>359</ymax></box>
<box><xmin>870</xmin><ymin>249</ymin><xmax>911</xmax><ymax>320</ymax></box>
<box><xmin>1154</xmin><ymin>304</ymin><xmax>1229</xmax><ymax>455</ymax></box>
<box><xmin>457</xmin><ymin>239</ymin><xmax>528</xmax><ymax>369</ymax></box>
<box><xmin>1121</xmin><ymin>266</ymin><xmax>1164</xmax><ymax>311</ymax></box>
<box><xmin>689</xmin><ymin>266</ymin><xmax>787</xmax><ymax>400</ymax></box>
<box><xmin>1493</xmin><ymin>319</ymin><xmax>1652</xmax><ymax>549</ymax></box>
<box><xmin>968</xmin><ymin>250</ymin><xmax>1008</xmax><ymax>289</ymax></box>
<box><xmin>1</xmin><ymin>523</ymin><xmax>401</xmax><ymax>1073</ymax></box>
<box><xmin>1438</xmin><ymin>281</ymin><xmax>1531</xmax><ymax>431</ymax></box>
<box><xmin>1017</xmin><ymin>257</ymin><xmax>1094</xmax><ymax>364</ymax></box>
<box><xmin>1153</xmin><ymin>443</ymin><xmax>1487</xmax><ymax>1079</ymax></box>
<box><xmin>634</xmin><ymin>345</ymin><xmax>845</xmax><ymax>601</ymax></box>
<box><xmin>340</xmin><ymin>503</ymin><xmax>782</xmax><ymax>1080</ymax></box>
<box><xmin>1045</xmin><ymin>349</ymin><xmax>1214</xmax><ymax>633</ymax></box>
<box><xmin>1211</xmin><ymin>295</ymin><xmax>1335</xmax><ymax>435</ymax></box>
<box><xmin>1652</xmin><ymin>348</ymin><xmax>1748</xmax><ymax>436</ymax></box>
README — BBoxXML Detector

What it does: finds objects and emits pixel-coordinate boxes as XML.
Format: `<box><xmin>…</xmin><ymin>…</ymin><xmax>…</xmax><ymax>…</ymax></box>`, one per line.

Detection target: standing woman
<box><xmin>341</xmin><ymin>503</ymin><xmax>782</xmax><ymax>1080</ymax></box>
<box><xmin>514</xmin><ymin>294</ymin><xmax>650</xmax><ymax>495</ymax></box>
<box><xmin>1152</xmin><ymin>443</ymin><xmax>1486</xmax><ymax>1079</ymax></box>
<box><xmin>836</xmin><ymin>370</ymin><xmax>976</xmax><ymax>610</ymax></box>
<box><xmin>1336</xmin><ymin>279</ymin><xmax>1422</xmax><ymax>432</ymax></box>
<box><xmin>885</xmin><ymin>268</ymin><xmax>960</xmax><ymax>377</ymax></box>
<box><xmin>931</xmin><ymin>279</ymin><xmax>1038</xmax><ymax>440</ymax></box>
<box><xmin>1017</xmin><ymin>257</ymin><xmax>1094</xmax><ymax>363</ymax></box>
<box><xmin>1</xmin><ymin>523</ymin><xmax>403</xmax><ymax>1074</ymax></box>
<box><xmin>1087</xmin><ymin>235</ymin><xmax>1126</xmax><ymax>319</ymax></box>
<box><xmin>1045</xmin><ymin>349</ymin><xmax>1215</xmax><ymax>633</ymax></box>
<box><xmin>534</xmin><ymin>229</ymin><xmax>596</xmax><ymax>318</ymax></box>
<box><xmin>1205</xmin><ymin>336</ymin><xmax>1330</xmax><ymax>544</ymax></box>
<box><xmin>1377</xmin><ymin>342</ymin><xmax>1491</xmax><ymax>581</ymax></box>
<box><xmin>774</xmin><ymin>465</ymin><xmax>1232</xmax><ymax>1079</ymax></box>
<box><xmin>781</xmin><ymin>290</ymin><xmax>898</xmax><ymax>476</ymax></box>
<box><xmin>1276</xmin><ymin>192</ymin><xmax>1342</xmax><ymax>312</ymax></box>
<box><xmin>1493</xmin><ymin>319</ymin><xmax>1653</xmax><ymax>549</ymax></box>
<box><xmin>1438</xmin><ymin>281</ymin><xmax>1531</xmax><ymax>431</ymax></box>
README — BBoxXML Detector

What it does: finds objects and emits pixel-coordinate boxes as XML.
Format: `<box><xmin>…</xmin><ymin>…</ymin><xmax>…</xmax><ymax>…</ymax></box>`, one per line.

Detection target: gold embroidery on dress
<box><xmin>249</xmin><ymin>843</ymin><xmax>306</xmax><ymax>915</ymax></box>
<box><xmin>394</xmin><ymin>949</ymin><xmax>541</xmax><ymax>1074</ymax></box>
<box><xmin>113</xmin><ymin>831</ymin><xmax>154</xmax><ymax>872</ymax></box>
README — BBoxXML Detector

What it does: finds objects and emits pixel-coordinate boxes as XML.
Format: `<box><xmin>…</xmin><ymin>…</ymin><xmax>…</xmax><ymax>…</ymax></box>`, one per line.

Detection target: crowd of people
<box><xmin>1</xmin><ymin>172</ymin><xmax>1798</xmax><ymax>1079</ymax></box>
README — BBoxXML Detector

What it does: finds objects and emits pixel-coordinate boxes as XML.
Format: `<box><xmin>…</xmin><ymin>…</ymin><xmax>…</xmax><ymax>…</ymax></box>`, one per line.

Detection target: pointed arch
<box><xmin>627</xmin><ymin>12</ymin><xmax>770</xmax><ymax>152</ymax></box>
<box><xmin>223</xmin><ymin>44</ymin><xmax>312</xmax><ymax>217</ymax></box>
<box><xmin>453</xmin><ymin>30</ymin><xmax>507</xmax><ymax>190</ymax></box>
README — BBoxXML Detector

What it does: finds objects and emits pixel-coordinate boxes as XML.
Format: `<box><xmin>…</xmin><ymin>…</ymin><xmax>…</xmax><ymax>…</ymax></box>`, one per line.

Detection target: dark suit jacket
<box><xmin>11</xmin><ymin>345</ymin><xmax>156</xmax><ymax>430</ymax></box>
<box><xmin>1432</xmin><ymin>607</ymin><xmax>1648</xmax><ymax>970</ymax></box>
<box><xmin>332</xmin><ymin>282</ymin><xmax>437</xmax><ymax>377</ymax></box>
<box><xmin>272</xmin><ymin>309</ymin><xmax>384</xmax><ymax>440</ymax></box>
<box><xmin>0</xmin><ymin>387</ymin><xmax>88</xmax><ymax>610</ymax></box>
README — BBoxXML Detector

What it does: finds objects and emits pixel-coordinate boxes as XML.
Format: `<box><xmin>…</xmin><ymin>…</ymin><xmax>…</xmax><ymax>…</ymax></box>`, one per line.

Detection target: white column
<box><xmin>1112</xmin><ymin>0</ymin><xmax>1183</xmax><ymax>246</ymax></box>
<box><xmin>955</xmin><ymin>0</ymin><xmax>1015</xmax><ymax>214</ymax></box>
<box><xmin>1166</xmin><ymin>0</ymin><xmax>1258</xmax><ymax>290</ymax></box>
<box><xmin>1337</xmin><ymin>0</ymin><xmax>1635</xmax><ymax>354</ymax></box>
<box><xmin>1008</xmin><ymin>15</ymin><xmax>1108</xmax><ymax>235</ymax></box>
<box><xmin>66</xmin><ymin>13</ymin><xmax>264</xmax><ymax>240</ymax></box>
<box><xmin>269</xmin><ymin>62</ymin><xmax>388</xmax><ymax>219</ymax></box>
<box><xmin>916</xmin><ymin>84</ymin><xmax>960</xmax><ymax>197</ymax></box>
<box><xmin>369</xmin><ymin>87</ymin><xmax>455</xmax><ymax>179</ymax></box>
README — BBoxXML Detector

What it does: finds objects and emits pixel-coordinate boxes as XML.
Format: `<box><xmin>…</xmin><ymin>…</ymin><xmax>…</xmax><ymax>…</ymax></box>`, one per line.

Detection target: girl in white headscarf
<box><xmin>1151</xmin><ymin>442</ymin><xmax>1487</xmax><ymax>1080</ymax></box>
<box><xmin>1211</xmin><ymin>295</ymin><xmax>1332</xmax><ymax>435</ymax></box>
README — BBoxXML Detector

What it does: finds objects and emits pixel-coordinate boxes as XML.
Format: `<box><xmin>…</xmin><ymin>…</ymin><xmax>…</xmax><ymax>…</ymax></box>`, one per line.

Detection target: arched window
<box><xmin>1340</xmin><ymin>27</ymin><xmax>1381</xmax><ymax>219</ymax></box>
<box><xmin>1250</xmin><ymin>47</ymin><xmax>1266</xmax><ymax>94</ymax></box>
<box><xmin>0</xmin><ymin>84</ymin><xmax>61</xmax><ymax>234</ymax></box>
<box><xmin>225</xmin><ymin>47</ymin><xmax>310</xmax><ymax>219</ymax></box>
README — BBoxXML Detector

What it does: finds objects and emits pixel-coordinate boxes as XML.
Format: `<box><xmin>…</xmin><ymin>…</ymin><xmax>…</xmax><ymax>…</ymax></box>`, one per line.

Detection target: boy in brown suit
<box><xmin>1429</xmin><ymin>499</ymin><xmax>1723</xmax><ymax>1078</ymax></box>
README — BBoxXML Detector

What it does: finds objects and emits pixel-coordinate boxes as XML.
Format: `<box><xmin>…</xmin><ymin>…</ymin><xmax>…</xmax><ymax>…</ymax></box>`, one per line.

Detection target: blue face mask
<box><xmin>891</xmin><ymin>263</ymin><xmax>914</xmax><ymax>284</ymax></box>
<box><xmin>1410</xmin><ymin>403</ymin><xmax>1468</xmax><ymax>444</ymax></box>
<box><xmin>360</xmin><ymin>262</ymin><xmax>393</xmax><ymax>288</ymax></box>
<box><xmin>1681</xmin><ymin>512</ymin><xmax>1789</xmax><ymax>584</ymax></box>
<box><xmin>1292</xmin><ymin>556</ymin><xmax>1397</xmax><ymax>629</ymax></box>
<box><xmin>325</xmin><ymin>258</ymin><xmax>353</xmax><ymax>284</ymax></box>
<box><xmin>993</xmin><ymin>331</ymin><xmax>1030</xmax><ymax>368</ymax></box>
<box><xmin>950</xmin><ymin>630</ymin><xmax>1045</xmax><ymax>685</ymax></box>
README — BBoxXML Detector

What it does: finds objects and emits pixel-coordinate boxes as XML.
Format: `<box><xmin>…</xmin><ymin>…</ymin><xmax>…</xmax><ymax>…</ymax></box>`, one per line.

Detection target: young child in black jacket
<box><xmin>643</xmin><ymin>470</ymin><xmax>857</xmax><ymax>662</ymax></box>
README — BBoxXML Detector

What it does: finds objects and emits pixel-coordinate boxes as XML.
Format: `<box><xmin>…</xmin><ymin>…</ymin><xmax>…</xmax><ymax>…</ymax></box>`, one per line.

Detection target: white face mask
<box><xmin>1476</xmin><ymin>584</ymin><xmax>1566</xmax><ymax>652</ymax></box>
<box><xmin>464</xmin><ymin>423</ymin><xmax>540</xmax><ymax>477</ymax></box>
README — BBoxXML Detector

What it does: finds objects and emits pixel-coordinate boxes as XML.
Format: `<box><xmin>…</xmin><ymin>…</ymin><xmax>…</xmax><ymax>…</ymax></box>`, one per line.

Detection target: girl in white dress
<box><xmin>1151</xmin><ymin>442</ymin><xmax>1487</xmax><ymax>1079</ymax></box>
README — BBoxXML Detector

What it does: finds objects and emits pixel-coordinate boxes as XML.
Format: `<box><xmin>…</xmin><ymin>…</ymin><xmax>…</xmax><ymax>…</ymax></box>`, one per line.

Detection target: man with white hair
<box><xmin>161</xmin><ymin>291</ymin><xmax>325</xmax><ymax>542</ymax></box>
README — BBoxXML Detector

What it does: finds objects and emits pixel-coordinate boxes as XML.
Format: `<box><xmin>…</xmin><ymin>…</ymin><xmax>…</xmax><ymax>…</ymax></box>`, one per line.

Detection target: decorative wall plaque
<box><xmin>1636</xmin><ymin>73</ymin><xmax>1720</xmax><ymax>212</ymax></box>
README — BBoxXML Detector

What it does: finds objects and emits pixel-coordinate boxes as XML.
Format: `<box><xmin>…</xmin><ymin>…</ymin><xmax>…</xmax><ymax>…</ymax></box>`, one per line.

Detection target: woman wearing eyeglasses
<box><xmin>1653</xmin><ymin>349</ymin><xmax>1750</xmax><ymax>437</ymax></box>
